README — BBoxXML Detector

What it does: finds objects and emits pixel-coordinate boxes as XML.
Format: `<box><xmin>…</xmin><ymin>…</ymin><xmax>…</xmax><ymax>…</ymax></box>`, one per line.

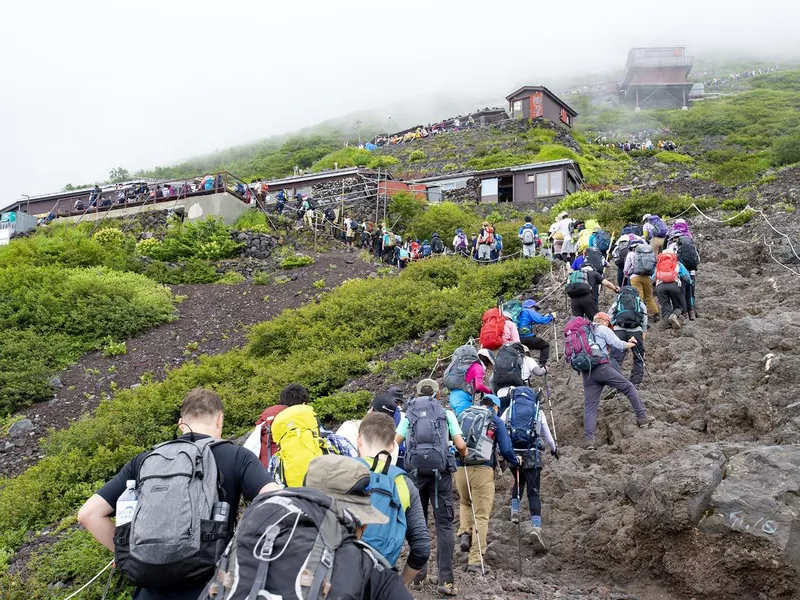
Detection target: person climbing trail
<box><xmin>517</xmin><ymin>300</ymin><xmax>555</xmax><ymax>367</ymax></box>
<box><xmin>493</xmin><ymin>342</ymin><xmax>547</xmax><ymax>415</ymax></box>
<box><xmin>442</xmin><ymin>344</ymin><xmax>493</xmax><ymax>416</ymax></box>
<box><xmin>603</xmin><ymin>295</ymin><xmax>647</xmax><ymax>387</ymax></box>
<box><xmin>655</xmin><ymin>248</ymin><xmax>686</xmax><ymax>330</ymax></box>
<box><xmin>625</xmin><ymin>240</ymin><xmax>660</xmax><ymax>324</ymax></box>
<box><xmin>566</xmin><ymin>265</ymin><xmax>618</xmax><ymax>321</ymax></box>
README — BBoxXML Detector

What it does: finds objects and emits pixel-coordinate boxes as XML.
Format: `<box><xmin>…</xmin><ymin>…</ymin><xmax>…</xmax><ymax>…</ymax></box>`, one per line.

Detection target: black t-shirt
<box><xmin>586</xmin><ymin>269</ymin><xmax>604</xmax><ymax>303</ymax></box>
<box><xmin>98</xmin><ymin>434</ymin><xmax>273</xmax><ymax>600</ymax></box>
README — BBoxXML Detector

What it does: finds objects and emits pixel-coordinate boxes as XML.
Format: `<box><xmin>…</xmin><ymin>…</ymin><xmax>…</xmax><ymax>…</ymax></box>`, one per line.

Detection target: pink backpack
<box><xmin>564</xmin><ymin>317</ymin><xmax>608</xmax><ymax>372</ymax></box>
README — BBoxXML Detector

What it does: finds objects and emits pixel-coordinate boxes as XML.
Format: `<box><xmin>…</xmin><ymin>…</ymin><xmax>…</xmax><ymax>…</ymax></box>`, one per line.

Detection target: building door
<box><xmin>498</xmin><ymin>176</ymin><xmax>514</xmax><ymax>203</ymax></box>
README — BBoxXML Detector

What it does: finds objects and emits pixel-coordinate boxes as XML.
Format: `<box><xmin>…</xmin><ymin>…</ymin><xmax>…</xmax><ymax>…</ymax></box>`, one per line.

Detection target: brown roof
<box><xmin>505</xmin><ymin>85</ymin><xmax>579</xmax><ymax>117</ymax></box>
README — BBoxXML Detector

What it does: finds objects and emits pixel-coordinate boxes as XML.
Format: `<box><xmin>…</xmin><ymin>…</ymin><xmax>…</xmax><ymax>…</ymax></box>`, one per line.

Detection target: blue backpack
<box><xmin>421</xmin><ymin>242</ymin><xmax>432</xmax><ymax>257</ymax></box>
<box><xmin>494</xmin><ymin>233</ymin><xmax>503</xmax><ymax>251</ymax></box>
<box><xmin>357</xmin><ymin>452</ymin><xmax>409</xmax><ymax>567</ymax></box>
<box><xmin>593</xmin><ymin>230</ymin><xmax>611</xmax><ymax>252</ymax></box>
<box><xmin>506</xmin><ymin>387</ymin><xmax>540</xmax><ymax>450</ymax></box>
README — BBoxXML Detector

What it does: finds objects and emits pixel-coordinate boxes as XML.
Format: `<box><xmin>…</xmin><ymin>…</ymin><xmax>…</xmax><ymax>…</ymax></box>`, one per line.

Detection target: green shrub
<box><xmin>216</xmin><ymin>271</ymin><xmax>246</xmax><ymax>284</ymax></box>
<box><xmin>143</xmin><ymin>218</ymin><xmax>242</xmax><ymax>261</ymax></box>
<box><xmin>367</xmin><ymin>155</ymin><xmax>401</xmax><ymax>169</ymax></box>
<box><xmin>92</xmin><ymin>228</ymin><xmax>126</xmax><ymax>246</ymax></box>
<box><xmin>725</xmin><ymin>208</ymin><xmax>756</xmax><ymax>227</ymax></box>
<box><xmin>313</xmin><ymin>279</ymin><xmax>326</xmax><ymax>289</ymax></box>
<box><xmin>312</xmin><ymin>147</ymin><xmax>373</xmax><ymax>171</ymax></box>
<box><xmin>773</xmin><ymin>134</ymin><xmax>800</xmax><ymax>166</ymax></box>
<box><xmin>408</xmin><ymin>150</ymin><xmax>427</xmax><ymax>162</ymax></box>
<box><xmin>101</xmin><ymin>338</ymin><xmax>127</xmax><ymax>357</ymax></box>
<box><xmin>141</xmin><ymin>258</ymin><xmax>221</xmax><ymax>284</ymax></box>
<box><xmin>408</xmin><ymin>202</ymin><xmax>480</xmax><ymax>243</ymax></box>
<box><xmin>135</xmin><ymin>237</ymin><xmax>163</xmax><ymax>257</ymax></box>
<box><xmin>253</xmin><ymin>272</ymin><xmax>272</xmax><ymax>285</ymax></box>
<box><xmin>390</xmin><ymin>353</ymin><xmax>436</xmax><ymax>382</ymax></box>
<box><xmin>720</xmin><ymin>197</ymin><xmax>748</xmax><ymax>211</ymax></box>
<box><xmin>312</xmin><ymin>391</ymin><xmax>372</xmax><ymax>424</ymax></box>
<box><xmin>467</xmin><ymin>151</ymin><xmax>533</xmax><ymax>170</ymax></box>
<box><xmin>235</xmin><ymin>209</ymin><xmax>270</xmax><ymax>231</ymax></box>
<box><xmin>656</xmin><ymin>151</ymin><xmax>693</xmax><ymax>164</ymax></box>
<box><xmin>280</xmin><ymin>254</ymin><xmax>314</xmax><ymax>269</ymax></box>
<box><xmin>550</xmin><ymin>190</ymin><xmax>614</xmax><ymax>215</ymax></box>
<box><xmin>389</xmin><ymin>192</ymin><xmax>427</xmax><ymax>233</ymax></box>
<box><xmin>443</xmin><ymin>163</ymin><xmax>458</xmax><ymax>171</ymax></box>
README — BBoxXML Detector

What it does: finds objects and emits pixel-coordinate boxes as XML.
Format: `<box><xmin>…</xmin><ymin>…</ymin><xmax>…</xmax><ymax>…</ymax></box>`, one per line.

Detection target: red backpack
<box><xmin>256</xmin><ymin>405</ymin><xmax>287</xmax><ymax>467</ymax></box>
<box><xmin>656</xmin><ymin>252</ymin><xmax>679</xmax><ymax>283</ymax></box>
<box><xmin>479</xmin><ymin>308</ymin><xmax>506</xmax><ymax>350</ymax></box>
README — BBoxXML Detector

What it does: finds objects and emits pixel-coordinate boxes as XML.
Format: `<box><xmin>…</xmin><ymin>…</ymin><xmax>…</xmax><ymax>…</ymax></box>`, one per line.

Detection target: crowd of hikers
<box><xmin>75</xmin><ymin>211</ymin><xmax>698</xmax><ymax>599</ymax></box>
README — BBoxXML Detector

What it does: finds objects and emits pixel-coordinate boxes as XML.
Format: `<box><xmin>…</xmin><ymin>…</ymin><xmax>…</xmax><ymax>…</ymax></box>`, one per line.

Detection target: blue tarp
<box><xmin>364</xmin><ymin>142</ymin><xmax>378</xmax><ymax>151</ymax></box>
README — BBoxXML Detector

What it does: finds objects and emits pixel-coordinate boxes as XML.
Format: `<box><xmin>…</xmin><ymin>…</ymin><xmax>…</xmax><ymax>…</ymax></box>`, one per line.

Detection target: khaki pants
<box><xmin>455</xmin><ymin>466</ymin><xmax>495</xmax><ymax>567</ymax></box>
<box><xmin>630</xmin><ymin>274</ymin><xmax>659</xmax><ymax>317</ymax></box>
<box><xmin>303</xmin><ymin>210</ymin><xmax>315</xmax><ymax>228</ymax></box>
<box><xmin>651</xmin><ymin>236</ymin><xmax>665</xmax><ymax>254</ymax></box>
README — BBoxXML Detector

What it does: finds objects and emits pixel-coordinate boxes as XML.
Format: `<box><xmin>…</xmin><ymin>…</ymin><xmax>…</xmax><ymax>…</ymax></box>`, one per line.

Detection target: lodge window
<box><xmin>535</xmin><ymin>171</ymin><xmax>564</xmax><ymax>197</ymax></box>
<box><xmin>512</xmin><ymin>100</ymin><xmax>522</xmax><ymax>116</ymax></box>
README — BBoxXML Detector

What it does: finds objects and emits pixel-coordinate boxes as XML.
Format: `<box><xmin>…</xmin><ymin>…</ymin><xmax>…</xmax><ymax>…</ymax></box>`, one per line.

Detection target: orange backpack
<box><xmin>656</xmin><ymin>252</ymin><xmax>679</xmax><ymax>283</ymax></box>
<box><xmin>479</xmin><ymin>307</ymin><xmax>505</xmax><ymax>350</ymax></box>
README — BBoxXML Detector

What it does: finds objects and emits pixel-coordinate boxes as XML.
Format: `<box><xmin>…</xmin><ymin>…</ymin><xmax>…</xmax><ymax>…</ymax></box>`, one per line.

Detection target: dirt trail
<box><xmin>0</xmin><ymin>248</ymin><xmax>376</xmax><ymax>477</ymax></box>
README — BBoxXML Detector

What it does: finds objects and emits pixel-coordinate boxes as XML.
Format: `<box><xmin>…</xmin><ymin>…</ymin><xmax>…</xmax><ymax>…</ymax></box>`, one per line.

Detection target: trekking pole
<box><xmin>633</xmin><ymin>347</ymin><xmax>666</xmax><ymax>404</ymax></box>
<box><xmin>552</xmin><ymin>321</ymin><xmax>559</xmax><ymax>362</ymax></box>
<box><xmin>543</xmin><ymin>375</ymin><xmax>557</xmax><ymax>444</ymax></box>
<box><xmin>514</xmin><ymin>467</ymin><xmax>522</xmax><ymax>573</ymax></box>
<box><xmin>462</xmin><ymin>467</ymin><xmax>486</xmax><ymax>577</ymax></box>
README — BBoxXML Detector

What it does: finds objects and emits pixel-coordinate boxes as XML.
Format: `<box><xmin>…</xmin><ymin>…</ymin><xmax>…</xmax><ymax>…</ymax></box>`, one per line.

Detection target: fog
<box><xmin>1</xmin><ymin>0</ymin><xmax>798</xmax><ymax>208</ymax></box>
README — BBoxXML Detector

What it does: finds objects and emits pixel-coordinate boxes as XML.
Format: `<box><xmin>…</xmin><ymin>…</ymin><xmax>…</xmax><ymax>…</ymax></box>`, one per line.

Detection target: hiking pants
<box><xmin>685</xmin><ymin>271</ymin><xmax>696</xmax><ymax>313</ymax></box>
<box><xmin>478</xmin><ymin>244</ymin><xmax>492</xmax><ymax>261</ymax></box>
<box><xmin>616</xmin><ymin>266</ymin><xmax>626</xmax><ymax>287</ymax></box>
<box><xmin>651</xmin><ymin>236</ymin><xmax>666</xmax><ymax>254</ymax></box>
<box><xmin>510</xmin><ymin>466</ymin><xmax>541</xmax><ymax>518</ymax></box>
<box><xmin>523</xmin><ymin>243</ymin><xmax>536</xmax><ymax>258</ymax></box>
<box><xmin>570</xmin><ymin>294</ymin><xmax>598</xmax><ymax>321</ymax></box>
<box><xmin>455</xmin><ymin>466</ymin><xmax>494</xmax><ymax>567</ymax></box>
<box><xmin>582</xmin><ymin>362</ymin><xmax>646</xmax><ymax>439</ymax></box>
<box><xmin>656</xmin><ymin>282</ymin><xmax>684</xmax><ymax>319</ymax></box>
<box><xmin>630</xmin><ymin>275</ymin><xmax>659</xmax><ymax>318</ymax></box>
<box><xmin>611</xmin><ymin>329</ymin><xmax>644</xmax><ymax>386</ymax></box>
<box><xmin>412</xmin><ymin>471</ymin><xmax>455</xmax><ymax>585</ymax></box>
<box><xmin>520</xmin><ymin>334</ymin><xmax>550</xmax><ymax>365</ymax></box>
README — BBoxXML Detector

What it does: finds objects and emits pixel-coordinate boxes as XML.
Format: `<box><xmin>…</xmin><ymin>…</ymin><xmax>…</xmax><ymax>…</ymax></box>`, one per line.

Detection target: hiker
<box><xmin>395</xmin><ymin>379</ymin><xmax>467</xmax><ymax>596</ymax></box>
<box><xmin>642</xmin><ymin>214</ymin><xmax>668</xmax><ymax>254</ymax></box>
<box><xmin>443</xmin><ymin>345</ymin><xmax>493</xmax><ymax>416</ymax></box>
<box><xmin>624</xmin><ymin>241</ymin><xmax>660</xmax><ymax>322</ymax></box>
<box><xmin>356</xmin><ymin>413</ymin><xmax>431</xmax><ymax>583</ymax></box>
<box><xmin>563</xmin><ymin>317</ymin><xmax>654</xmax><ymax>450</ymax></box>
<box><xmin>453</xmin><ymin>228</ymin><xmax>469</xmax><ymax>257</ymax></box>
<box><xmin>565</xmin><ymin>265</ymin><xmax>619</xmax><ymax>321</ymax></box>
<box><xmin>668</xmin><ymin>231</ymin><xmax>700</xmax><ymax>320</ymax></box>
<box><xmin>456</xmin><ymin>394</ymin><xmax>519</xmax><ymax>573</ymax></box>
<box><xmin>667</xmin><ymin>217</ymin><xmax>693</xmax><ymax>240</ymax></box>
<box><xmin>655</xmin><ymin>248</ymin><xmax>686</xmax><ymax>330</ymax></box>
<box><xmin>202</xmin><ymin>454</ymin><xmax>412</xmax><ymax>600</ymax></box>
<box><xmin>337</xmin><ymin>392</ymin><xmax>402</xmax><ymax>465</ymax></box>
<box><xmin>517</xmin><ymin>300</ymin><xmax>555</xmax><ymax>367</ymax></box>
<box><xmin>346</xmin><ymin>217</ymin><xmax>359</xmax><ymax>245</ymax></box>
<box><xmin>554</xmin><ymin>212</ymin><xmax>578</xmax><ymax>260</ymax></box>
<box><xmin>493</xmin><ymin>342</ymin><xmax>547</xmax><ymax>414</ymax></box>
<box><xmin>605</xmin><ymin>291</ymin><xmax>647</xmax><ymax>385</ymax></box>
<box><xmin>501</xmin><ymin>386</ymin><xmax>558</xmax><ymax>552</ymax></box>
<box><xmin>589</xmin><ymin>228</ymin><xmax>611</xmax><ymax>254</ymax></box>
<box><xmin>431</xmin><ymin>232</ymin><xmax>445</xmax><ymax>255</ymax></box>
<box><xmin>612</xmin><ymin>231</ymin><xmax>646</xmax><ymax>287</ymax></box>
<box><xmin>519</xmin><ymin>217</ymin><xmax>538</xmax><ymax>258</ymax></box>
<box><xmin>421</xmin><ymin>239</ymin><xmax>432</xmax><ymax>257</ymax></box>
<box><xmin>78</xmin><ymin>388</ymin><xmax>280</xmax><ymax>600</ymax></box>
<box><xmin>383</xmin><ymin>229</ymin><xmax>397</xmax><ymax>263</ymax></box>
<box><xmin>476</xmin><ymin>222</ymin><xmax>494</xmax><ymax>262</ymax></box>
<box><xmin>263</xmin><ymin>383</ymin><xmax>357</xmax><ymax>486</ymax></box>
<box><xmin>492</xmin><ymin>232</ymin><xmax>503</xmax><ymax>262</ymax></box>
<box><xmin>572</xmin><ymin>246</ymin><xmax>606</xmax><ymax>273</ymax></box>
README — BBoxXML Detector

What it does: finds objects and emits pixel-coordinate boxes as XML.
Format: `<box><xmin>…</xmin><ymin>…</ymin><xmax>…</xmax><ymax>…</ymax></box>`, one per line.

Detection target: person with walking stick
<box><xmin>501</xmin><ymin>386</ymin><xmax>558</xmax><ymax>553</ymax></box>
<box><xmin>454</xmin><ymin>394</ymin><xmax>518</xmax><ymax>575</ymax></box>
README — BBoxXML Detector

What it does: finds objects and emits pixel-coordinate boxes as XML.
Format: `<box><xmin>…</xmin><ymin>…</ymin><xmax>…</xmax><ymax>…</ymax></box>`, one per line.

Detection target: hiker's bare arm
<box><xmin>77</xmin><ymin>494</ymin><xmax>115</xmax><ymax>552</ymax></box>
<box><xmin>602</xmin><ymin>279</ymin><xmax>619</xmax><ymax>292</ymax></box>
<box><xmin>259</xmin><ymin>482</ymin><xmax>282</xmax><ymax>494</ymax></box>
<box><xmin>453</xmin><ymin>434</ymin><xmax>468</xmax><ymax>456</ymax></box>
<box><xmin>401</xmin><ymin>565</ymin><xmax>420</xmax><ymax>585</ymax></box>
<box><xmin>395</xmin><ymin>434</ymin><xmax>405</xmax><ymax>445</ymax></box>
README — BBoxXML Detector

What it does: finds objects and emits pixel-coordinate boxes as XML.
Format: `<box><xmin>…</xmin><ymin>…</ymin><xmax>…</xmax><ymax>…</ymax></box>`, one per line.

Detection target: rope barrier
<box><xmin>60</xmin><ymin>560</ymin><xmax>114</xmax><ymax>600</ymax></box>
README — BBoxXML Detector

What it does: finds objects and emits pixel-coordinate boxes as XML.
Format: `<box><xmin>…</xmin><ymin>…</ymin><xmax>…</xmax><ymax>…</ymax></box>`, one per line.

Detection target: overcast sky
<box><xmin>1</xmin><ymin>0</ymin><xmax>798</xmax><ymax>208</ymax></box>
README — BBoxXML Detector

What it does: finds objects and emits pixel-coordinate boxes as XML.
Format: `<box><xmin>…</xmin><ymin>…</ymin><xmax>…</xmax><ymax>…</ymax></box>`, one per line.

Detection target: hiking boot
<box><xmin>459</xmin><ymin>532</ymin><xmax>472</xmax><ymax>553</ymax></box>
<box><xmin>668</xmin><ymin>314</ymin><xmax>682</xmax><ymax>330</ymax></box>
<box><xmin>437</xmin><ymin>582</ymin><xmax>459</xmax><ymax>596</ymax></box>
<box><xmin>688</xmin><ymin>309</ymin><xmax>696</xmax><ymax>321</ymax></box>
<box><xmin>511</xmin><ymin>507</ymin><xmax>520</xmax><ymax>523</ymax></box>
<box><xmin>585</xmin><ymin>437</ymin><xmax>596</xmax><ymax>450</ymax></box>
<box><xmin>652</xmin><ymin>313</ymin><xmax>661</xmax><ymax>323</ymax></box>
<box><xmin>637</xmin><ymin>415</ymin><xmax>656</xmax><ymax>427</ymax></box>
<box><xmin>529</xmin><ymin>526</ymin><xmax>548</xmax><ymax>553</ymax></box>
<box><xmin>465</xmin><ymin>564</ymin><xmax>489</xmax><ymax>574</ymax></box>
<box><xmin>602</xmin><ymin>389</ymin><xmax>618</xmax><ymax>401</ymax></box>
<box><xmin>410</xmin><ymin>580</ymin><xmax>424</xmax><ymax>591</ymax></box>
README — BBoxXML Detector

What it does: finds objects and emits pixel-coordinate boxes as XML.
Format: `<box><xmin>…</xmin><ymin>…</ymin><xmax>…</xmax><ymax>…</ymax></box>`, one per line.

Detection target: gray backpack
<box><xmin>114</xmin><ymin>437</ymin><xmax>228</xmax><ymax>587</ymax></box>
<box><xmin>443</xmin><ymin>344</ymin><xmax>479</xmax><ymax>394</ymax></box>
<box><xmin>633</xmin><ymin>244</ymin><xmax>656</xmax><ymax>276</ymax></box>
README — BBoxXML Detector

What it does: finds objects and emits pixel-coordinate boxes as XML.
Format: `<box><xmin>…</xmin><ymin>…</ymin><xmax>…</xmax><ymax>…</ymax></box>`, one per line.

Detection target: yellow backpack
<box><xmin>271</xmin><ymin>405</ymin><xmax>327</xmax><ymax>487</ymax></box>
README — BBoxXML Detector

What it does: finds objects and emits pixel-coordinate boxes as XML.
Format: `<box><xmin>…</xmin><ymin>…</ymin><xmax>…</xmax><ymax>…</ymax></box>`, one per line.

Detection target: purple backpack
<box><xmin>648</xmin><ymin>216</ymin><xmax>668</xmax><ymax>238</ymax></box>
<box><xmin>564</xmin><ymin>317</ymin><xmax>608</xmax><ymax>373</ymax></box>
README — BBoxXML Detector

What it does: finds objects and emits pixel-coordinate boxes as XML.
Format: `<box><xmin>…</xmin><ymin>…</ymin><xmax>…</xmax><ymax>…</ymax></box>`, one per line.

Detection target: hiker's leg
<box><xmin>570</xmin><ymin>297</ymin><xmax>583</xmax><ymax>318</ymax></box>
<box><xmin>413</xmin><ymin>476</ymin><xmax>431</xmax><ymax>583</ymax></box>
<box><xmin>610</xmin><ymin>330</ymin><xmax>628</xmax><ymax>371</ymax></box>
<box><xmin>467</xmin><ymin>466</ymin><xmax>495</xmax><ymax>567</ymax></box>
<box><xmin>630</xmin><ymin>330</ymin><xmax>645</xmax><ymax>386</ymax></box>
<box><xmin>527</xmin><ymin>336</ymin><xmax>550</xmax><ymax>365</ymax></box>
<box><xmin>434</xmin><ymin>472</ymin><xmax>456</xmax><ymax>584</ymax></box>
<box><xmin>527</xmin><ymin>467</ymin><xmax>541</xmax><ymax>519</ymax></box>
<box><xmin>454</xmin><ymin>467</ymin><xmax>473</xmax><ymax>538</ymax></box>
<box><xmin>617</xmin><ymin>266</ymin><xmax>624</xmax><ymax>287</ymax></box>
<box><xmin>598</xmin><ymin>363</ymin><xmax>646</xmax><ymax>419</ymax></box>
<box><xmin>582</xmin><ymin>295</ymin><xmax>598</xmax><ymax>321</ymax></box>
<box><xmin>583</xmin><ymin>372</ymin><xmax>603</xmax><ymax>439</ymax></box>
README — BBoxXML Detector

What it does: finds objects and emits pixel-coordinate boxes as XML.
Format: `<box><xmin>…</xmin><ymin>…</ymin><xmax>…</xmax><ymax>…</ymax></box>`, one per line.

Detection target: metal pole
<box><xmin>462</xmin><ymin>467</ymin><xmax>486</xmax><ymax>577</ymax></box>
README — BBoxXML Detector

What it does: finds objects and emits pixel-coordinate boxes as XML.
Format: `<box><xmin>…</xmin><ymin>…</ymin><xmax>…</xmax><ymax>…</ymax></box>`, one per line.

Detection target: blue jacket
<box><xmin>458</xmin><ymin>413</ymin><xmax>518</xmax><ymax>468</ymax></box>
<box><xmin>571</xmin><ymin>255</ymin><xmax>586</xmax><ymax>271</ymax></box>
<box><xmin>518</xmin><ymin>308</ymin><xmax>554</xmax><ymax>337</ymax></box>
<box><xmin>449</xmin><ymin>390</ymin><xmax>472</xmax><ymax>417</ymax></box>
<box><xmin>519</xmin><ymin>224</ymin><xmax>538</xmax><ymax>238</ymax></box>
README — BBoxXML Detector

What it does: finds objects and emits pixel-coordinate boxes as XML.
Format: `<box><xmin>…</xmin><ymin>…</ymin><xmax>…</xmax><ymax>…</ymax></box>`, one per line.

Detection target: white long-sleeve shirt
<box><xmin>500</xmin><ymin>408</ymin><xmax>557</xmax><ymax>453</ymax></box>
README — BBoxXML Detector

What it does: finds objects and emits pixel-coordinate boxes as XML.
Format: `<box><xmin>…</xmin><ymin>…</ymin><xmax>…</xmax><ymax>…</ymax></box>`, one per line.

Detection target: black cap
<box><xmin>371</xmin><ymin>394</ymin><xmax>397</xmax><ymax>416</ymax></box>
<box><xmin>386</xmin><ymin>386</ymin><xmax>405</xmax><ymax>403</ymax></box>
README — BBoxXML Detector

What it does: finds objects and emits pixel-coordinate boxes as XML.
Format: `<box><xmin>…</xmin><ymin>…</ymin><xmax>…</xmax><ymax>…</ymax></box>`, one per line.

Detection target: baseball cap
<box><xmin>305</xmin><ymin>456</ymin><xmax>388</xmax><ymax>526</ymax></box>
<box><xmin>371</xmin><ymin>394</ymin><xmax>397</xmax><ymax>416</ymax></box>
<box><xmin>477</xmin><ymin>348</ymin><xmax>495</xmax><ymax>365</ymax></box>
<box><xmin>522</xmin><ymin>299</ymin><xmax>537</xmax><ymax>308</ymax></box>
<box><xmin>481</xmin><ymin>394</ymin><xmax>501</xmax><ymax>408</ymax></box>
<box><xmin>642</xmin><ymin>214</ymin><xmax>652</xmax><ymax>222</ymax></box>
<box><xmin>594</xmin><ymin>312</ymin><xmax>611</xmax><ymax>324</ymax></box>
<box><xmin>416</xmin><ymin>378</ymin><xmax>439</xmax><ymax>397</ymax></box>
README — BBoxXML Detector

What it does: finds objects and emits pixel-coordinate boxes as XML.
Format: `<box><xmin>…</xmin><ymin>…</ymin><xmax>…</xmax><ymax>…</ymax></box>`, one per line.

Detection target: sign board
<box><xmin>0</xmin><ymin>212</ymin><xmax>16</xmax><ymax>223</ymax></box>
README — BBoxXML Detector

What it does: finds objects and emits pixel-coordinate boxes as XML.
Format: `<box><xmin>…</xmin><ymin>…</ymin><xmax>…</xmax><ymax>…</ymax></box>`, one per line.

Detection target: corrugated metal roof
<box><xmin>408</xmin><ymin>159</ymin><xmax>583</xmax><ymax>184</ymax></box>
<box><xmin>264</xmin><ymin>168</ymin><xmax>390</xmax><ymax>188</ymax></box>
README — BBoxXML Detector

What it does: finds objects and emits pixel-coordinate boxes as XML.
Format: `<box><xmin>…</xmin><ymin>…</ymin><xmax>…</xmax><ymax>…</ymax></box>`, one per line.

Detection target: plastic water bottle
<box><xmin>116</xmin><ymin>480</ymin><xmax>138</xmax><ymax>526</ymax></box>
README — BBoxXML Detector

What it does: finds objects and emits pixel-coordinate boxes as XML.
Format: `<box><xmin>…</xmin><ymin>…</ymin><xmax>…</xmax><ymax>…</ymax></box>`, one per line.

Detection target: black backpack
<box><xmin>613</xmin><ymin>287</ymin><xmax>645</xmax><ymax>329</ymax></box>
<box><xmin>622</xmin><ymin>223</ymin><xmax>643</xmax><ymax>236</ymax></box>
<box><xmin>432</xmin><ymin>237</ymin><xmax>445</xmax><ymax>254</ymax></box>
<box><xmin>404</xmin><ymin>397</ymin><xmax>450</xmax><ymax>474</ymax></box>
<box><xmin>200</xmin><ymin>488</ymin><xmax>389</xmax><ymax>600</ymax></box>
<box><xmin>676</xmin><ymin>236</ymin><xmax>700</xmax><ymax>271</ymax></box>
<box><xmin>565</xmin><ymin>270</ymin><xmax>592</xmax><ymax>298</ymax></box>
<box><xmin>493</xmin><ymin>343</ymin><xmax>527</xmax><ymax>390</ymax></box>
<box><xmin>585</xmin><ymin>247</ymin><xmax>605</xmax><ymax>273</ymax></box>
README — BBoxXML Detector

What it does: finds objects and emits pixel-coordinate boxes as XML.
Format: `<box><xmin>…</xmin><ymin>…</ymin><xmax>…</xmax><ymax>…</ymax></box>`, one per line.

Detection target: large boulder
<box><xmin>698</xmin><ymin>445</ymin><xmax>800</xmax><ymax>570</ymax></box>
<box><xmin>626</xmin><ymin>445</ymin><xmax>726</xmax><ymax>532</ymax></box>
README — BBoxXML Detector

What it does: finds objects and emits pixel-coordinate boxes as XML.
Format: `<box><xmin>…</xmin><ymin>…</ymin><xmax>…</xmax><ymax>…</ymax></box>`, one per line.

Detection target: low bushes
<box><xmin>135</xmin><ymin>217</ymin><xmax>242</xmax><ymax>261</ymax></box>
<box><xmin>656</xmin><ymin>151</ymin><xmax>693</xmax><ymax>164</ymax></box>
<box><xmin>311</xmin><ymin>147</ymin><xmax>373</xmax><ymax>171</ymax></box>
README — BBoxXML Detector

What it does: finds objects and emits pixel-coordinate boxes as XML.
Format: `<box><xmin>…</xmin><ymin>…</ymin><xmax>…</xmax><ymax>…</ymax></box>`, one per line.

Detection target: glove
<box><xmin>551</xmin><ymin>448</ymin><xmax>560</xmax><ymax>460</ymax></box>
